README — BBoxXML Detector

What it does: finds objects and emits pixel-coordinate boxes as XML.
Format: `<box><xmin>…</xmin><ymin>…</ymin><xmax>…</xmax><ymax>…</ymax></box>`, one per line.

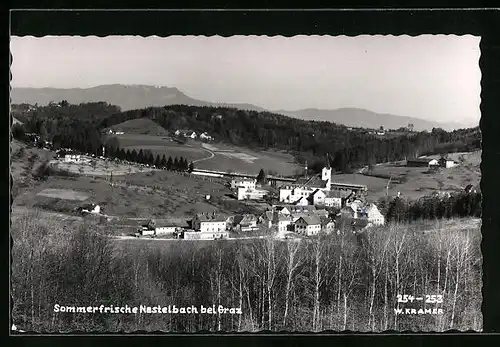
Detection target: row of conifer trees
<box><xmin>103</xmin><ymin>145</ymin><xmax>194</xmax><ymax>172</ymax></box>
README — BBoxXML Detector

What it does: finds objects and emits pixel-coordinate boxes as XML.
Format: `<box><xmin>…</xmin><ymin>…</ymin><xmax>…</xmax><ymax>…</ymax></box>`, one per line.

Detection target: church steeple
<box><xmin>325</xmin><ymin>153</ymin><xmax>331</xmax><ymax>169</ymax></box>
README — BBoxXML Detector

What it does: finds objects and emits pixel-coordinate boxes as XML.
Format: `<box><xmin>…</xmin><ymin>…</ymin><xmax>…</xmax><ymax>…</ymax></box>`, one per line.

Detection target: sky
<box><xmin>10</xmin><ymin>35</ymin><xmax>481</xmax><ymax>126</ymax></box>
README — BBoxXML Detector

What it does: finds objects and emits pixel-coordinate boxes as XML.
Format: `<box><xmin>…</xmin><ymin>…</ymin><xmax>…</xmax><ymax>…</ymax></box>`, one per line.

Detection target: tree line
<box><xmin>380</xmin><ymin>191</ymin><xmax>482</xmax><ymax>224</ymax></box>
<box><xmin>12</xmin><ymin>102</ymin><xmax>481</xmax><ymax>175</ymax></box>
<box><xmin>100</xmin><ymin>144</ymin><xmax>193</xmax><ymax>172</ymax></box>
<box><xmin>11</xmin><ymin>211</ymin><xmax>481</xmax><ymax>332</ymax></box>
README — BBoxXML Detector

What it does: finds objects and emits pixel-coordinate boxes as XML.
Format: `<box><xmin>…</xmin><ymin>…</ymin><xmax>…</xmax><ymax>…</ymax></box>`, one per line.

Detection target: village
<box><xmin>131</xmin><ymin>154</ymin><xmax>384</xmax><ymax>240</ymax></box>
<box><xmin>17</xmin><ymin>125</ymin><xmax>471</xmax><ymax>242</ymax></box>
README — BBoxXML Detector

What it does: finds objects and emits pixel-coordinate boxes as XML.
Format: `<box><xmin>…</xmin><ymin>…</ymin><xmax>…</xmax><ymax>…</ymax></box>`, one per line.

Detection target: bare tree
<box><xmin>283</xmin><ymin>240</ymin><xmax>305</xmax><ymax>328</ymax></box>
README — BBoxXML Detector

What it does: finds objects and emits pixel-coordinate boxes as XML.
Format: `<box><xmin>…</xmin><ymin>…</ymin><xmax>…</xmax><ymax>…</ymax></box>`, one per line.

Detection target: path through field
<box><xmin>192</xmin><ymin>147</ymin><xmax>215</xmax><ymax>164</ymax></box>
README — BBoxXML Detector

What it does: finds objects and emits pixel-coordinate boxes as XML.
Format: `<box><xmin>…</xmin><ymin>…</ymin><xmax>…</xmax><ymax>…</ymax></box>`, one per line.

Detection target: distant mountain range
<box><xmin>10</xmin><ymin>84</ymin><xmax>467</xmax><ymax>131</ymax></box>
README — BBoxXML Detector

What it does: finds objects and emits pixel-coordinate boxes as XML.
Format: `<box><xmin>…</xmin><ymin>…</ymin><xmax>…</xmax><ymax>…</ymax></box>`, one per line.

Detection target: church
<box><xmin>279</xmin><ymin>154</ymin><xmax>343</xmax><ymax>207</ymax></box>
<box><xmin>278</xmin><ymin>154</ymin><xmax>368</xmax><ymax>207</ymax></box>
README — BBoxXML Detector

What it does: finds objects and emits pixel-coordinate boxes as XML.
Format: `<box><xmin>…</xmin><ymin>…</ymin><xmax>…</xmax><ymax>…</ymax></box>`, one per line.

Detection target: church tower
<box><xmin>321</xmin><ymin>153</ymin><xmax>332</xmax><ymax>190</ymax></box>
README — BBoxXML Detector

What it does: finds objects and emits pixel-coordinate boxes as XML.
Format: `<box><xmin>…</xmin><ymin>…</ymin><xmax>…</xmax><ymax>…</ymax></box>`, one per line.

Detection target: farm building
<box><xmin>175</xmin><ymin>129</ymin><xmax>197</xmax><ymax>139</ymax></box>
<box><xmin>294</xmin><ymin>215</ymin><xmax>322</xmax><ymax>236</ymax></box>
<box><xmin>191</xmin><ymin>212</ymin><xmax>227</xmax><ymax>233</ymax></box>
<box><xmin>63</xmin><ymin>154</ymin><xmax>91</xmax><ymax>164</ymax></box>
<box><xmin>231</xmin><ymin>178</ymin><xmax>256</xmax><ymax>190</ymax></box>
<box><xmin>406</xmin><ymin>158</ymin><xmax>439</xmax><ymax>167</ymax></box>
<box><xmin>191</xmin><ymin>170</ymin><xmax>224</xmax><ymax>178</ymax></box>
<box><xmin>237</xmin><ymin>186</ymin><xmax>269</xmax><ymax>201</ymax></box>
<box><xmin>103</xmin><ymin>129</ymin><xmax>124</xmax><ymax>135</ymax></box>
<box><xmin>232</xmin><ymin>214</ymin><xmax>259</xmax><ymax>232</ymax></box>
<box><xmin>78</xmin><ymin>203</ymin><xmax>101</xmax><ymax>214</ymax></box>
<box><xmin>439</xmin><ymin>157</ymin><xmax>457</xmax><ymax>168</ymax></box>
<box><xmin>199</xmin><ymin>132</ymin><xmax>214</xmax><ymax>141</ymax></box>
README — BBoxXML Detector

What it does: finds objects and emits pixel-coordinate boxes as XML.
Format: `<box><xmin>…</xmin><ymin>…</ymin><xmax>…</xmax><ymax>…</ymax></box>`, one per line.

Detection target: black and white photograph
<box><xmin>10</xmin><ymin>33</ymin><xmax>482</xmax><ymax>332</ymax></box>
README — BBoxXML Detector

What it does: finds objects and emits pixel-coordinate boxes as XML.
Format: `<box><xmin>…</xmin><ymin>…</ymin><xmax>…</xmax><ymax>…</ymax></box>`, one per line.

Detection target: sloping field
<box><xmin>423</xmin><ymin>150</ymin><xmax>481</xmax><ymax>167</ymax></box>
<box><xmin>49</xmin><ymin>159</ymin><xmax>155</xmax><ymax>176</ymax></box>
<box><xmin>36</xmin><ymin>188</ymin><xmax>89</xmax><ymax>201</ymax></box>
<box><xmin>343</xmin><ymin>151</ymin><xmax>481</xmax><ymax>201</ymax></box>
<box><xmin>196</xmin><ymin>143</ymin><xmax>301</xmax><ymax>176</ymax></box>
<box><xmin>113</xmin><ymin>135</ymin><xmax>301</xmax><ymax>175</ymax></box>
<box><xmin>110</xmin><ymin>118</ymin><xmax>169</xmax><ymax>136</ymax></box>
<box><xmin>115</xmin><ymin>134</ymin><xmax>209</xmax><ymax>162</ymax></box>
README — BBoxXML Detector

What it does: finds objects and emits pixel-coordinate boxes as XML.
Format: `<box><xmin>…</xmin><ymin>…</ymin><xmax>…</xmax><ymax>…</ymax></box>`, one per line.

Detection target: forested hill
<box><xmin>100</xmin><ymin>105</ymin><xmax>480</xmax><ymax>171</ymax></box>
<box><xmin>11</xmin><ymin>85</ymin><xmax>464</xmax><ymax>130</ymax></box>
<box><xmin>14</xmin><ymin>102</ymin><xmax>481</xmax><ymax>173</ymax></box>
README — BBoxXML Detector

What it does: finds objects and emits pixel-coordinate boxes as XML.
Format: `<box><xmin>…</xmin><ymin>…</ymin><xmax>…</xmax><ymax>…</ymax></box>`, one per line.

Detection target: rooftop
<box><xmin>407</xmin><ymin>158</ymin><xmax>435</xmax><ymax>163</ymax></box>
<box><xmin>296</xmin><ymin>215</ymin><xmax>322</xmax><ymax>226</ymax></box>
<box><xmin>294</xmin><ymin>175</ymin><xmax>328</xmax><ymax>189</ymax></box>
<box><xmin>194</xmin><ymin>213</ymin><xmax>226</xmax><ymax>222</ymax></box>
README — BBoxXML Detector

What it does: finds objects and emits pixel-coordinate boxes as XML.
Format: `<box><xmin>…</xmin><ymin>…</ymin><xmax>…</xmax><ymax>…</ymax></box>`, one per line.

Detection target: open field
<box><xmin>12</xmin><ymin>165</ymin><xmax>266</xmax><ymax>234</ymax></box>
<box><xmin>109</xmin><ymin>118</ymin><xmax>169</xmax><ymax>136</ymax></box>
<box><xmin>423</xmin><ymin>150</ymin><xmax>482</xmax><ymax>167</ymax></box>
<box><xmin>113</xmin><ymin>134</ymin><xmax>210</xmax><ymax>162</ymax></box>
<box><xmin>110</xmin><ymin>134</ymin><xmax>301</xmax><ymax>175</ymax></box>
<box><xmin>342</xmin><ymin>150</ymin><xmax>481</xmax><ymax>201</ymax></box>
<box><xmin>36</xmin><ymin>188</ymin><xmax>89</xmax><ymax>201</ymax></box>
<box><xmin>49</xmin><ymin>158</ymin><xmax>155</xmax><ymax>176</ymax></box>
<box><xmin>196</xmin><ymin>142</ymin><xmax>301</xmax><ymax>175</ymax></box>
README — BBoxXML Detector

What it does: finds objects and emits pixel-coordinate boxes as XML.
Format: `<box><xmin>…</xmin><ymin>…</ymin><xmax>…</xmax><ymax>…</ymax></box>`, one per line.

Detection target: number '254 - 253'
<box><xmin>397</xmin><ymin>295</ymin><xmax>443</xmax><ymax>303</ymax></box>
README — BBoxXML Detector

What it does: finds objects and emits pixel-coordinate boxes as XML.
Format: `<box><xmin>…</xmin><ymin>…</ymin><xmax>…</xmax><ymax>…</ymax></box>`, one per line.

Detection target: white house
<box><xmin>200</xmin><ymin>132</ymin><xmax>213</xmax><ymax>141</ymax></box>
<box><xmin>324</xmin><ymin>191</ymin><xmax>342</xmax><ymax>208</ymax></box>
<box><xmin>115</xmin><ymin>131</ymin><xmax>124</xmax><ymax>135</ymax></box>
<box><xmin>365</xmin><ymin>204</ymin><xmax>385</xmax><ymax>226</ymax></box>
<box><xmin>231</xmin><ymin>178</ymin><xmax>256</xmax><ymax>190</ymax></box>
<box><xmin>175</xmin><ymin>130</ymin><xmax>198</xmax><ymax>139</ymax></box>
<box><xmin>311</xmin><ymin>189</ymin><xmax>326</xmax><ymax>206</ymax></box>
<box><xmin>439</xmin><ymin>157</ymin><xmax>457</xmax><ymax>168</ymax></box>
<box><xmin>274</xmin><ymin>206</ymin><xmax>291</xmax><ymax>216</ymax></box>
<box><xmin>294</xmin><ymin>215</ymin><xmax>322</xmax><ymax>236</ymax></box>
<box><xmin>191</xmin><ymin>213</ymin><xmax>227</xmax><ymax>233</ymax></box>
<box><xmin>155</xmin><ymin>226</ymin><xmax>177</xmax><ymax>235</ymax></box>
<box><xmin>237</xmin><ymin>186</ymin><xmax>268</xmax><ymax>201</ymax></box>
<box><xmin>320</xmin><ymin>217</ymin><xmax>336</xmax><ymax>234</ymax></box>
<box><xmin>64</xmin><ymin>154</ymin><xmax>82</xmax><ymax>163</ymax></box>
<box><xmin>81</xmin><ymin>204</ymin><xmax>100</xmax><ymax>214</ymax></box>
<box><xmin>138</xmin><ymin>226</ymin><xmax>155</xmax><ymax>236</ymax></box>
<box><xmin>276</xmin><ymin>214</ymin><xmax>293</xmax><ymax>233</ymax></box>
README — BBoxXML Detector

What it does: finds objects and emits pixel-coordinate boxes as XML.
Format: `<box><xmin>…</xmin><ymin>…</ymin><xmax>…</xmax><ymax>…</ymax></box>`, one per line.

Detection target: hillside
<box><xmin>108</xmin><ymin>118</ymin><xmax>169</xmax><ymax>136</ymax></box>
<box><xmin>276</xmin><ymin>108</ymin><xmax>464</xmax><ymax>132</ymax></box>
<box><xmin>11</xmin><ymin>85</ymin><xmax>466</xmax><ymax>131</ymax></box>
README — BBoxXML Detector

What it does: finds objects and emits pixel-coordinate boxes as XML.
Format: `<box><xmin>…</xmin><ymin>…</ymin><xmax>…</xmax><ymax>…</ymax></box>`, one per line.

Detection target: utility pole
<box><xmin>386</xmin><ymin>176</ymin><xmax>392</xmax><ymax>197</ymax></box>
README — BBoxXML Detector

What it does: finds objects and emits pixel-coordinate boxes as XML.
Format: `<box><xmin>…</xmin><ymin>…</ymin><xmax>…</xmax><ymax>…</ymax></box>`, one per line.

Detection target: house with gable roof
<box><xmin>294</xmin><ymin>215</ymin><xmax>322</xmax><ymax>236</ymax></box>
